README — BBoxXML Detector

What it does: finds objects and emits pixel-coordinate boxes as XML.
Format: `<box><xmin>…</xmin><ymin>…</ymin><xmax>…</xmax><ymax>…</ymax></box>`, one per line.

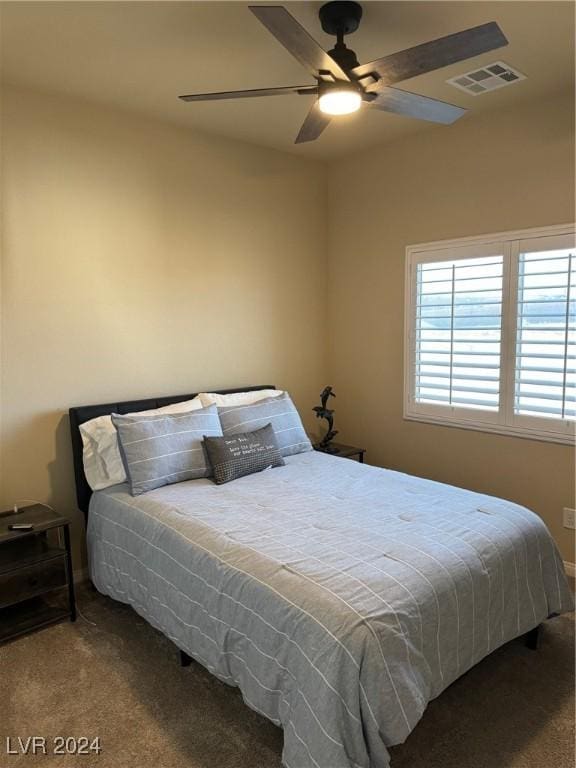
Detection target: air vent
<box><xmin>447</xmin><ymin>61</ymin><xmax>526</xmax><ymax>96</ymax></box>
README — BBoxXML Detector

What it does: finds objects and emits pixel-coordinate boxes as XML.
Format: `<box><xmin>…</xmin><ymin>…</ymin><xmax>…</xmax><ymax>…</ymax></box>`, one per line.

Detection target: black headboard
<box><xmin>69</xmin><ymin>385</ymin><xmax>275</xmax><ymax>519</ymax></box>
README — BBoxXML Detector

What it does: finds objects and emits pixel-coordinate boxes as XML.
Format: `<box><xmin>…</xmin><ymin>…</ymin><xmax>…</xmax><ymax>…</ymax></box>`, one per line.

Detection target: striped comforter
<box><xmin>87</xmin><ymin>451</ymin><xmax>573</xmax><ymax>768</ymax></box>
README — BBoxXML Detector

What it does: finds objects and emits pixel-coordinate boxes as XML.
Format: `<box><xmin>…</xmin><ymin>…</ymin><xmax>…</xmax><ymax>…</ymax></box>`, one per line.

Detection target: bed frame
<box><xmin>68</xmin><ymin>381</ymin><xmax>539</xmax><ymax>663</ymax></box>
<box><xmin>68</xmin><ymin>384</ymin><xmax>275</xmax><ymax>520</ymax></box>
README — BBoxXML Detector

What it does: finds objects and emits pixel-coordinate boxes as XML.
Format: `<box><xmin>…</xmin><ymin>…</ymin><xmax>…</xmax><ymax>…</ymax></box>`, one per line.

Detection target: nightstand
<box><xmin>0</xmin><ymin>505</ymin><xmax>76</xmax><ymax>643</ymax></box>
<box><xmin>314</xmin><ymin>442</ymin><xmax>366</xmax><ymax>463</ymax></box>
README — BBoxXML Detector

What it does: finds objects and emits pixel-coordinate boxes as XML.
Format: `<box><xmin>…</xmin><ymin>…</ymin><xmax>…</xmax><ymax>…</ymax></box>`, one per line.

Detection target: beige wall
<box><xmin>0</xmin><ymin>85</ymin><xmax>328</xmax><ymax>568</ymax></box>
<box><xmin>327</xmin><ymin>92</ymin><xmax>575</xmax><ymax>564</ymax></box>
<box><xmin>1</xmin><ymin>84</ymin><xmax>574</xmax><ymax>572</ymax></box>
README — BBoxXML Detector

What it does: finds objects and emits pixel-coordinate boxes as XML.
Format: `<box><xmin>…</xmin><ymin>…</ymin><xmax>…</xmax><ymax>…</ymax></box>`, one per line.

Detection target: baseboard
<box><xmin>564</xmin><ymin>561</ymin><xmax>575</xmax><ymax>578</ymax></box>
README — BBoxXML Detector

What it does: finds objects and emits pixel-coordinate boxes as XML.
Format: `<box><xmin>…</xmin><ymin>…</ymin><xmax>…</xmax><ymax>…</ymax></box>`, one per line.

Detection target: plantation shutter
<box><xmin>407</xmin><ymin>228</ymin><xmax>575</xmax><ymax>443</ymax></box>
<box><xmin>415</xmin><ymin>254</ymin><xmax>504</xmax><ymax>412</ymax></box>
<box><xmin>514</xmin><ymin>243</ymin><xmax>575</xmax><ymax>421</ymax></box>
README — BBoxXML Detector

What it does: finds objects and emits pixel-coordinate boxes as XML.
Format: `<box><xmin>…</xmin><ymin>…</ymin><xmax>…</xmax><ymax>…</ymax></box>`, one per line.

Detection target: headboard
<box><xmin>69</xmin><ymin>385</ymin><xmax>275</xmax><ymax>519</ymax></box>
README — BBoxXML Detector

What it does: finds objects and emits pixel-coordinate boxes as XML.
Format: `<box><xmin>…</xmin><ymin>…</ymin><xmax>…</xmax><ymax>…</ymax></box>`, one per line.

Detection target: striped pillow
<box><xmin>112</xmin><ymin>405</ymin><xmax>222</xmax><ymax>495</ymax></box>
<box><xmin>217</xmin><ymin>393</ymin><xmax>312</xmax><ymax>457</ymax></box>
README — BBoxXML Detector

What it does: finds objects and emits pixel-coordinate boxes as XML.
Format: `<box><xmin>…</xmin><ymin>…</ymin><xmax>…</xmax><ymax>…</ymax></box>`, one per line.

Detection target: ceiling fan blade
<box><xmin>353</xmin><ymin>22</ymin><xmax>508</xmax><ymax>85</ymax></box>
<box><xmin>249</xmin><ymin>5</ymin><xmax>350</xmax><ymax>82</ymax></box>
<box><xmin>365</xmin><ymin>86</ymin><xmax>466</xmax><ymax>124</ymax></box>
<box><xmin>295</xmin><ymin>102</ymin><xmax>331</xmax><ymax>144</ymax></box>
<box><xmin>179</xmin><ymin>85</ymin><xmax>318</xmax><ymax>102</ymax></box>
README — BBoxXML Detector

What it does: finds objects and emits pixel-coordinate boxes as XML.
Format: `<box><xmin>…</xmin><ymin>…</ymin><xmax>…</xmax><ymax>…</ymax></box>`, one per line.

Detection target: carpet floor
<box><xmin>1</xmin><ymin>585</ymin><xmax>574</xmax><ymax>768</ymax></box>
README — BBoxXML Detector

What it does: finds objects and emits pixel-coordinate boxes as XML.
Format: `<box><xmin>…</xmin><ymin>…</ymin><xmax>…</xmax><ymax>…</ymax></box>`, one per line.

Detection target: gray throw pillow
<box><xmin>203</xmin><ymin>423</ymin><xmax>285</xmax><ymax>485</ymax></box>
<box><xmin>217</xmin><ymin>392</ymin><xmax>312</xmax><ymax>457</ymax></box>
<box><xmin>112</xmin><ymin>404</ymin><xmax>222</xmax><ymax>495</ymax></box>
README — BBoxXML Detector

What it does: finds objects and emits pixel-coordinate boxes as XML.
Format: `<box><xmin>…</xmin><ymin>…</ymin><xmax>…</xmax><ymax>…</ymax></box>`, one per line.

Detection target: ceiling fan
<box><xmin>179</xmin><ymin>2</ymin><xmax>508</xmax><ymax>144</ymax></box>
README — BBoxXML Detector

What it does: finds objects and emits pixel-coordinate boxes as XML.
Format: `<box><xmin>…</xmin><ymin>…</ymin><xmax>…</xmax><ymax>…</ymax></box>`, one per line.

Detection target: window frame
<box><xmin>404</xmin><ymin>223</ymin><xmax>576</xmax><ymax>446</ymax></box>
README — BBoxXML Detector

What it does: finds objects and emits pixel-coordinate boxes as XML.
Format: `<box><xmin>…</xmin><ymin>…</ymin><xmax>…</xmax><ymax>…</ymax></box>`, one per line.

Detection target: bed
<box><xmin>69</xmin><ymin>386</ymin><xmax>574</xmax><ymax>768</ymax></box>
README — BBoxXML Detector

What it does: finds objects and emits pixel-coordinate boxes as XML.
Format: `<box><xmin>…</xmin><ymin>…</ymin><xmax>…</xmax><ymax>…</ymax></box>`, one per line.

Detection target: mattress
<box><xmin>87</xmin><ymin>450</ymin><xmax>573</xmax><ymax>768</ymax></box>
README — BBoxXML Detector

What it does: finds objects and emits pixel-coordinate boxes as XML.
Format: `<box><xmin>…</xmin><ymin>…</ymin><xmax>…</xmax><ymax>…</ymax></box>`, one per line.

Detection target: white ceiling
<box><xmin>1</xmin><ymin>1</ymin><xmax>574</xmax><ymax>158</ymax></box>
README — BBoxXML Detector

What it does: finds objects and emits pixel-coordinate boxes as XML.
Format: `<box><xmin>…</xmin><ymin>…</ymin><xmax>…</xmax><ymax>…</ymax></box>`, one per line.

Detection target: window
<box><xmin>405</xmin><ymin>224</ymin><xmax>576</xmax><ymax>444</ymax></box>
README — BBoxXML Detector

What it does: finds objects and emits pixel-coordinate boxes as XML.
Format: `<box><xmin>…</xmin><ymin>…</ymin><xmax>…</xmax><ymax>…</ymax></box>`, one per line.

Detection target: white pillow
<box><xmin>80</xmin><ymin>397</ymin><xmax>203</xmax><ymax>491</ymax></box>
<box><xmin>198</xmin><ymin>389</ymin><xmax>283</xmax><ymax>408</ymax></box>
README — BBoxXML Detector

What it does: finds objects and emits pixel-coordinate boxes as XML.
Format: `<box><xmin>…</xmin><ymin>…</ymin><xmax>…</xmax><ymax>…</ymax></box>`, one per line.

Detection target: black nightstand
<box><xmin>314</xmin><ymin>442</ymin><xmax>366</xmax><ymax>463</ymax></box>
<box><xmin>0</xmin><ymin>505</ymin><xmax>76</xmax><ymax>643</ymax></box>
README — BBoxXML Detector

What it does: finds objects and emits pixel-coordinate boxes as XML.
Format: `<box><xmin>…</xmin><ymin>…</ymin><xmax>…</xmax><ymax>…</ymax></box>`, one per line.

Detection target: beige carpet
<box><xmin>1</xmin><ymin>586</ymin><xmax>574</xmax><ymax>768</ymax></box>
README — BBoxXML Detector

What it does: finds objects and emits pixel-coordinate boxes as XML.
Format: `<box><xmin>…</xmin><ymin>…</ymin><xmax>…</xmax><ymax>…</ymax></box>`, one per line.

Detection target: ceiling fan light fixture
<box><xmin>318</xmin><ymin>87</ymin><xmax>362</xmax><ymax>115</ymax></box>
<box><xmin>182</xmin><ymin>5</ymin><xmax>509</xmax><ymax>143</ymax></box>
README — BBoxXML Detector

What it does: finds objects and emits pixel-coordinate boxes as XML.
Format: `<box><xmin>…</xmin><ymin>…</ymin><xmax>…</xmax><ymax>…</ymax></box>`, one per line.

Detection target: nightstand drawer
<box><xmin>0</xmin><ymin>557</ymin><xmax>67</xmax><ymax>609</ymax></box>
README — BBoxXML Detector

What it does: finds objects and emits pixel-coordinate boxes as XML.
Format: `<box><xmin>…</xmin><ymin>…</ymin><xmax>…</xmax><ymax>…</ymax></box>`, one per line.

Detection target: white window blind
<box><xmin>415</xmin><ymin>256</ymin><xmax>503</xmax><ymax>411</ymax></box>
<box><xmin>405</xmin><ymin>225</ymin><xmax>576</xmax><ymax>445</ymax></box>
<box><xmin>514</xmin><ymin>247</ymin><xmax>575</xmax><ymax>420</ymax></box>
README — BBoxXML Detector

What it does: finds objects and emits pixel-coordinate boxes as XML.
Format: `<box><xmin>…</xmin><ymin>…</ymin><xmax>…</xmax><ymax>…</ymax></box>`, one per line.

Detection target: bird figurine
<box><xmin>313</xmin><ymin>386</ymin><xmax>339</xmax><ymax>451</ymax></box>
